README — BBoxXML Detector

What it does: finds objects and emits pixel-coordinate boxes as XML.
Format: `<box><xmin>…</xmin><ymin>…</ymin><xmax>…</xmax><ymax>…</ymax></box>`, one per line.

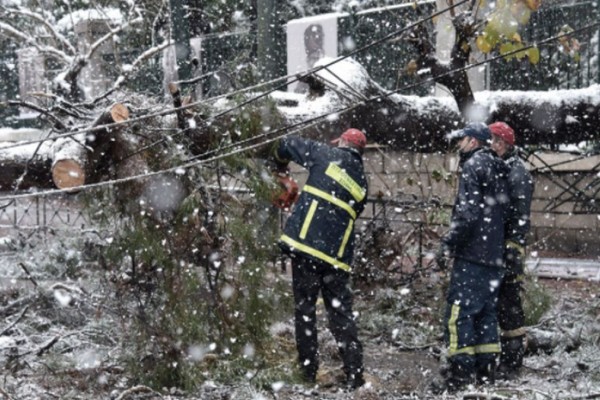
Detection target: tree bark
<box><xmin>270</xmin><ymin>60</ymin><xmax>600</xmax><ymax>151</ymax></box>
<box><xmin>51</xmin><ymin>103</ymin><xmax>129</xmax><ymax>190</ymax></box>
<box><xmin>0</xmin><ymin>143</ymin><xmax>53</xmax><ymax>191</ymax></box>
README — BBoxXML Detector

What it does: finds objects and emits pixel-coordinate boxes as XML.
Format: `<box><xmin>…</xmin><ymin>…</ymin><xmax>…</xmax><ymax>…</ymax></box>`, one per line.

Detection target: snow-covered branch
<box><xmin>2</xmin><ymin>6</ymin><xmax>77</xmax><ymax>55</ymax></box>
<box><xmin>92</xmin><ymin>39</ymin><xmax>172</xmax><ymax>103</ymax></box>
<box><xmin>0</xmin><ymin>21</ymin><xmax>73</xmax><ymax>64</ymax></box>
<box><xmin>84</xmin><ymin>16</ymin><xmax>143</xmax><ymax>62</ymax></box>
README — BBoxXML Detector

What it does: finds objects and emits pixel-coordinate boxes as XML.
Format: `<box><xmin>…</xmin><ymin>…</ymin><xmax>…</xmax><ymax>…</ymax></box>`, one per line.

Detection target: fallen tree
<box><xmin>4</xmin><ymin>63</ymin><xmax>600</xmax><ymax>192</ymax></box>
<box><xmin>50</xmin><ymin>103</ymin><xmax>130</xmax><ymax>190</ymax></box>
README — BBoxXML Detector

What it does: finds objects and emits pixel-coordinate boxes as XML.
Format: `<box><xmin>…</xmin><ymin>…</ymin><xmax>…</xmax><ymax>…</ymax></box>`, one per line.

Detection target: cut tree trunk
<box><xmin>51</xmin><ymin>135</ymin><xmax>88</xmax><ymax>190</ymax></box>
<box><xmin>51</xmin><ymin>103</ymin><xmax>129</xmax><ymax>190</ymax></box>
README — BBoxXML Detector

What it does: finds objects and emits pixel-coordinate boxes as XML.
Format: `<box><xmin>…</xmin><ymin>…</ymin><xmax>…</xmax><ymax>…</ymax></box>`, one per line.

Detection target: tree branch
<box><xmin>0</xmin><ymin>21</ymin><xmax>73</xmax><ymax>64</ymax></box>
<box><xmin>5</xmin><ymin>100</ymin><xmax>67</xmax><ymax>130</ymax></box>
<box><xmin>1</xmin><ymin>6</ymin><xmax>77</xmax><ymax>55</ymax></box>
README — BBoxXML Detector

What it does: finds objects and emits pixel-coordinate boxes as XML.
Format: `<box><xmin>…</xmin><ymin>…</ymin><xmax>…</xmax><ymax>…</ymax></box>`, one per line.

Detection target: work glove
<box><xmin>271</xmin><ymin>172</ymin><xmax>299</xmax><ymax>210</ymax></box>
<box><xmin>435</xmin><ymin>243</ymin><xmax>451</xmax><ymax>270</ymax></box>
<box><xmin>265</xmin><ymin>157</ymin><xmax>289</xmax><ymax>175</ymax></box>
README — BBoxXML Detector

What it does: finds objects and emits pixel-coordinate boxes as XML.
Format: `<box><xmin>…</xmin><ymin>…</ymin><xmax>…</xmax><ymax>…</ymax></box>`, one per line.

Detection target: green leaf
<box><xmin>528</xmin><ymin>47</ymin><xmax>540</xmax><ymax>64</ymax></box>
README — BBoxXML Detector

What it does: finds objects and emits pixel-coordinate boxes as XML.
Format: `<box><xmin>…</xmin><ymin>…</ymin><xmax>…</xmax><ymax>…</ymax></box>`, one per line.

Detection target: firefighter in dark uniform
<box><xmin>435</xmin><ymin>122</ymin><xmax>509</xmax><ymax>392</ymax></box>
<box><xmin>489</xmin><ymin>122</ymin><xmax>534</xmax><ymax>380</ymax></box>
<box><xmin>273</xmin><ymin>128</ymin><xmax>367</xmax><ymax>390</ymax></box>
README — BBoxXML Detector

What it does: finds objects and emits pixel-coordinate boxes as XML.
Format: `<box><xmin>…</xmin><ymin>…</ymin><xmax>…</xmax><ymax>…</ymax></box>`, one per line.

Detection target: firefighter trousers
<box><xmin>497</xmin><ymin>257</ymin><xmax>526</xmax><ymax>369</ymax></box>
<box><xmin>498</xmin><ymin>255</ymin><xmax>525</xmax><ymax>333</ymax></box>
<box><xmin>291</xmin><ymin>255</ymin><xmax>363</xmax><ymax>381</ymax></box>
<box><xmin>444</xmin><ymin>259</ymin><xmax>504</xmax><ymax>379</ymax></box>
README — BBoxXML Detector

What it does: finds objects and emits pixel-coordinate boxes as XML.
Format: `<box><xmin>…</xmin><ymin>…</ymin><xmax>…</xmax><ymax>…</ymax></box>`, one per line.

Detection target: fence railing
<box><xmin>0</xmin><ymin>195</ymin><xmax>90</xmax><ymax>230</ymax></box>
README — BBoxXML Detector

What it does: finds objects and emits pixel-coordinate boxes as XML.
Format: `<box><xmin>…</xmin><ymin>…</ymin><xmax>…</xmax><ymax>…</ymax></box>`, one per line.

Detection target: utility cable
<box><xmin>1</xmin><ymin>21</ymin><xmax>598</xmax><ymax>202</ymax></box>
<box><xmin>0</xmin><ymin>112</ymin><xmax>322</xmax><ymax>202</ymax></box>
<box><xmin>0</xmin><ymin>0</ymin><xmax>469</xmax><ymax>151</ymax></box>
<box><xmin>182</xmin><ymin>20</ymin><xmax>600</xmax><ymax>165</ymax></box>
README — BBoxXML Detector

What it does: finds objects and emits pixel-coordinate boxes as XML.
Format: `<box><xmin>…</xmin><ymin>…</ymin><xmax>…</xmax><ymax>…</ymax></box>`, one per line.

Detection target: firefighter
<box><xmin>434</xmin><ymin>122</ymin><xmax>509</xmax><ymax>392</ymax></box>
<box><xmin>273</xmin><ymin>128</ymin><xmax>368</xmax><ymax>390</ymax></box>
<box><xmin>489</xmin><ymin>121</ymin><xmax>534</xmax><ymax>380</ymax></box>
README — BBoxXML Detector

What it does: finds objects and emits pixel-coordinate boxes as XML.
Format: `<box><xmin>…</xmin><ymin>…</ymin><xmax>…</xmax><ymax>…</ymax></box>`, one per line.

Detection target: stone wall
<box><xmin>289</xmin><ymin>149</ymin><xmax>600</xmax><ymax>257</ymax></box>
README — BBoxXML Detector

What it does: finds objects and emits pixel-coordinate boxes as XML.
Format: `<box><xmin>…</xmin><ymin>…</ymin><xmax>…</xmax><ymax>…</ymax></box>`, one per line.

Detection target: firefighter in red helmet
<box><xmin>272</xmin><ymin>128</ymin><xmax>368</xmax><ymax>390</ymax></box>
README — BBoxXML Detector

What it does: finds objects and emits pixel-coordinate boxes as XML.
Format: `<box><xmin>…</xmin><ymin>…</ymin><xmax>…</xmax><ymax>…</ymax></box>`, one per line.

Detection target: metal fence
<box><xmin>0</xmin><ymin>195</ymin><xmax>90</xmax><ymax>231</ymax></box>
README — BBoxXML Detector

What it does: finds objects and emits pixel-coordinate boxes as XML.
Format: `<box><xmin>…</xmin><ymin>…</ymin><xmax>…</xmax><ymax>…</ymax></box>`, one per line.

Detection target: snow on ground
<box><xmin>0</xmin><ymin>159</ymin><xmax>598</xmax><ymax>400</ymax></box>
<box><xmin>0</xmin><ymin>218</ymin><xmax>598</xmax><ymax>399</ymax></box>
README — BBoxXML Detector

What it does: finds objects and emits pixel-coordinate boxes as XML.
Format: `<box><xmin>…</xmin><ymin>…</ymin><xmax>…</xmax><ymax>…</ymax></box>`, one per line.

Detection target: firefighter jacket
<box><xmin>503</xmin><ymin>149</ymin><xmax>534</xmax><ymax>248</ymax></box>
<box><xmin>275</xmin><ymin>136</ymin><xmax>368</xmax><ymax>272</ymax></box>
<box><xmin>443</xmin><ymin>147</ymin><xmax>510</xmax><ymax>268</ymax></box>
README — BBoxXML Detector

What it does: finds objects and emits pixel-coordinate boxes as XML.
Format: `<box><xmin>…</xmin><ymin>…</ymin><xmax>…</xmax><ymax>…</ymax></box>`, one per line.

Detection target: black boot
<box><xmin>345</xmin><ymin>368</ymin><xmax>365</xmax><ymax>390</ymax></box>
<box><xmin>476</xmin><ymin>358</ymin><xmax>496</xmax><ymax>385</ymax></box>
<box><xmin>445</xmin><ymin>361</ymin><xmax>475</xmax><ymax>393</ymax></box>
<box><xmin>299</xmin><ymin>362</ymin><xmax>317</xmax><ymax>384</ymax></box>
<box><xmin>346</xmin><ymin>373</ymin><xmax>365</xmax><ymax>390</ymax></box>
<box><xmin>498</xmin><ymin>335</ymin><xmax>525</xmax><ymax>380</ymax></box>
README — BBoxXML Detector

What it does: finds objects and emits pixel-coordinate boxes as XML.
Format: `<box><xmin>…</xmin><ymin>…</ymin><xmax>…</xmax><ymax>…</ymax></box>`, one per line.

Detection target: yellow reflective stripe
<box><xmin>449</xmin><ymin>346</ymin><xmax>475</xmax><ymax>356</ymax></box>
<box><xmin>300</xmin><ymin>200</ymin><xmax>318</xmax><ymax>239</ymax></box>
<box><xmin>448</xmin><ymin>303</ymin><xmax>460</xmax><ymax>354</ymax></box>
<box><xmin>474</xmin><ymin>343</ymin><xmax>501</xmax><ymax>354</ymax></box>
<box><xmin>506</xmin><ymin>241</ymin><xmax>525</xmax><ymax>255</ymax></box>
<box><xmin>337</xmin><ymin>220</ymin><xmax>354</xmax><ymax>258</ymax></box>
<box><xmin>325</xmin><ymin>163</ymin><xmax>366</xmax><ymax>202</ymax></box>
<box><xmin>280</xmin><ymin>235</ymin><xmax>351</xmax><ymax>272</ymax></box>
<box><xmin>501</xmin><ymin>327</ymin><xmax>527</xmax><ymax>338</ymax></box>
<box><xmin>303</xmin><ymin>185</ymin><xmax>357</xmax><ymax>220</ymax></box>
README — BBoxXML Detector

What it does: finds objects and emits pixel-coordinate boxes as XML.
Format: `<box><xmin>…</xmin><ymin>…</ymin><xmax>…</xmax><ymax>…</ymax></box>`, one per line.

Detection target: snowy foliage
<box><xmin>55</xmin><ymin>7</ymin><xmax>124</xmax><ymax>32</ymax></box>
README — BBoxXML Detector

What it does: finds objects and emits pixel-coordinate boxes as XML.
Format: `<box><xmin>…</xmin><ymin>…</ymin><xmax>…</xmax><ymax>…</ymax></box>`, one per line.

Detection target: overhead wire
<box><xmin>0</xmin><ymin>20</ymin><xmax>595</xmax><ymax>203</ymax></box>
<box><xmin>1</xmin><ymin>15</ymin><xmax>598</xmax><ymax>201</ymax></box>
<box><xmin>181</xmin><ymin>20</ymin><xmax>600</xmax><ymax>165</ymax></box>
<box><xmin>0</xmin><ymin>0</ymin><xmax>469</xmax><ymax>151</ymax></box>
<box><xmin>124</xmin><ymin>0</ymin><xmax>469</xmax><ymax>161</ymax></box>
<box><xmin>2</xmin><ymin>20</ymin><xmax>598</xmax><ymax>202</ymax></box>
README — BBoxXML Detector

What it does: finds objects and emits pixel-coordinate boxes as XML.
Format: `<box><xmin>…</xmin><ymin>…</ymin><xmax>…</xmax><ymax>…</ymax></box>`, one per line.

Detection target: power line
<box><xmin>3</xmin><ymin>20</ymin><xmax>597</xmax><ymax>202</ymax></box>
<box><xmin>1</xmin><ymin>17</ymin><xmax>597</xmax><ymax>202</ymax></box>
<box><xmin>116</xmin><ymin>0</ymin><xmax>470</xmax><ymax>161</ymax></box>
<box><xmin>0</xmin><ymin>0</ymin><xmax>469</xmax><ymax>151</ymax></box>
<box><xmin>180</xmin><ymin>21</ymin><xmax>600</xmax><ymax>166</ymax></box>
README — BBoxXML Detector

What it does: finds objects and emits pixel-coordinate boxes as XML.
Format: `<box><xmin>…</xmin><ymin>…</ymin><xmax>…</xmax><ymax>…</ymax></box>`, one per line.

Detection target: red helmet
<box><xmin>331</xmin><ymin>128</ymin><xmax>367</xmax><ymax>149</ymax></box>
<box><xmin>489</xmin><ymin>122</ymin><xmax>515</xmax><ymax>146</ymax></box>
